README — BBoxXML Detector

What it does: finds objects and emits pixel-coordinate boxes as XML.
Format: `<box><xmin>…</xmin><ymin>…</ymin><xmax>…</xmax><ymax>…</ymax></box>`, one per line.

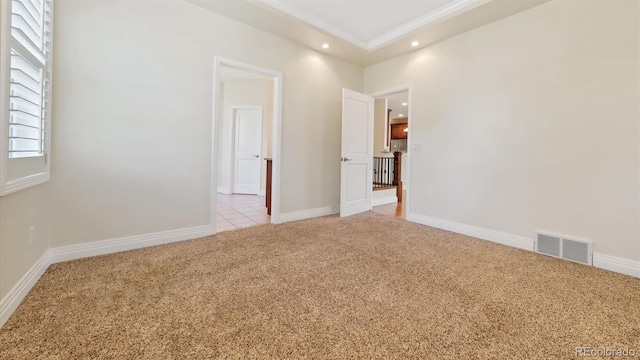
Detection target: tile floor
<box><xmin>217</xmin><ymin>190</ymin><xmax>402</xmax><ymax>233</ymax></box>
<box><xmin>216</xmin><ymin>193</ymin><xmax>270</xmax><ymax>232</ymax></box>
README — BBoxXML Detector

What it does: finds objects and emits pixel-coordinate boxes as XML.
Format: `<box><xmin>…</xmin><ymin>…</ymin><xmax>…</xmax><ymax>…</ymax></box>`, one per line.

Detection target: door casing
<box><xmin>212</xmin><ymin>56</ymin><xmax>283</xmax><ymax>231</ymax></box>
<box><xmin>370</xmin><ymin>84</ymin><xmax>413</xmax><ymax>216</ymax></box>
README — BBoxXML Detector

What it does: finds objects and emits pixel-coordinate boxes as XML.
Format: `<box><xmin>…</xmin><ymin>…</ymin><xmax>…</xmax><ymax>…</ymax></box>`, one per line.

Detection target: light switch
<box><xmin>412</xmin><ymin>143</ymin><xmax>422</xmax><ymax>151</ymax></box>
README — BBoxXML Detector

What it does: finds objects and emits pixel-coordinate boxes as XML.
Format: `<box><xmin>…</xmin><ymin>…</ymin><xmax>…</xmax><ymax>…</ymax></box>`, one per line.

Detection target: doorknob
<box><xmin>341</xmin><ymin>157</ymin><xmax>352</xmax><ymax>162</ymax></box>
<box><xmin>253</xmin><ymin>155</ymin><xmax>259</xmax><ymax>158</ymax></box>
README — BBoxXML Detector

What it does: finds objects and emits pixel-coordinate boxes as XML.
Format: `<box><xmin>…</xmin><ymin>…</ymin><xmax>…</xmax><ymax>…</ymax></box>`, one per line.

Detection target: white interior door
<box><xmin>233</xmin><ymin>107</ymin><xmax>262</xmax><ymax>194</ymax></box>
<box><xmin>340</xmin><ymin>89</ymin><xmax>374</xmax><ymax>217</ymax></box>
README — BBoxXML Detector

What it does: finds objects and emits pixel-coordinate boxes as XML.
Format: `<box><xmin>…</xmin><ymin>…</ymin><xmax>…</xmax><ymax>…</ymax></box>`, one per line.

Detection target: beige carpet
<box><xmin>1</xmin><ymin>213</ymin><xmax>639</xmax><ymax>359</ymax></box>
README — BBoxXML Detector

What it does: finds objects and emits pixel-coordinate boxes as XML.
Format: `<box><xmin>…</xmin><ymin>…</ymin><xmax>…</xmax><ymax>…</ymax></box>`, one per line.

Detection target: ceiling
<box><xmin>382</xmin><ymin>92</ymin><xmax>409</xmax><ymax>120</ymax></box>
<box><xmin>260</xmin><ymin>0</ymin><xmax>476</xmax><ymax>51</ymax></box>
<box><xmin>188</xmin><ymin>0</ymin><xmax>550</xmax><ymax>66</ymax></box>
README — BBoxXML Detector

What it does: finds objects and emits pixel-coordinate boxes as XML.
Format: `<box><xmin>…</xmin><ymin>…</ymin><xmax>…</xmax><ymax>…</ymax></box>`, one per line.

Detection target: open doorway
<box><xmin>212</xmin><ymin>58</ymin><xmax>283</xmax><ymax>232</ymax></box>
<box><xmin>370</xmin><ymin>87</ymin><xmax>411</xmax><ymax>219</ymax></box>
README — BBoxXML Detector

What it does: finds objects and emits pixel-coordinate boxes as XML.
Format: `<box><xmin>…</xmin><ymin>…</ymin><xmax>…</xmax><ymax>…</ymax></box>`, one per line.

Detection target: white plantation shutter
<box><xmin>9</xmin><ymin>49</ymin><xmax>44</xmax><ymax>157</ymax></box>
<box><xmin>9</xmin><ymin>0</ymin><xmax>51</xmax><ymax>158</ymax></box>
<box><xmin>0</xmin><ymin>0</ymin><xmax>53</xmax><ymax>194</ymax></box>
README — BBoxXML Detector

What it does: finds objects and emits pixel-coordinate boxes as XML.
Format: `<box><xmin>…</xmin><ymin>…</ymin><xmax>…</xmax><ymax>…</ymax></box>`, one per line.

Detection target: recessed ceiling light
<box><xmin>398</xmin><ymin>114</ymin><xmax>404</xmax><ymax>117</ymax></box>
<box><xmin>411</xmin><ymin>41</ymin><xmax>420</xmax><ymax>47</ymax></box>
<box><xmin>402</xmin><ymin>102</ymin><xmax>408</xmax><ymax>106</ymax></box>
<box><xmin>322</xmin><ymin>43</ymin><xmax>330</xmax><ymax>49</ymax></box>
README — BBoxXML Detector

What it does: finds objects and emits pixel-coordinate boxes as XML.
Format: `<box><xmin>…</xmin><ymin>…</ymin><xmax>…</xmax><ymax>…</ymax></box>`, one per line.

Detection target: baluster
<box><xmin>379</xmin><ymin>158</ymin><xmax>382</xmax><ymax>186</ymax></box>
<box><xmin>375</xmin><ymin>158</ymin><xmax>378</xmax><ymax>187</ymax></box>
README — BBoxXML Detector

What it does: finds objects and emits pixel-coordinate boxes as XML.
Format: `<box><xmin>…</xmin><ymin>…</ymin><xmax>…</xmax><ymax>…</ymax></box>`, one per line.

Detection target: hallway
<box><xmin>371</xmin><ymin>191</ymin><xmax>406</xmax><ymax>219</ymax></box>
<box><xmin>216</xmin><ymin>194</ymin><xmax>270</xmax><ymax>232</ymax></box>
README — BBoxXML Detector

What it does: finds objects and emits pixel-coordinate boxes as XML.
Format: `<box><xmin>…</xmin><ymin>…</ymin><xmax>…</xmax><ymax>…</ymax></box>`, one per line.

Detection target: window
<box><xmin>0</xmin><ymin>0</ymin><xmax>53</xmax><ymax>195</ymax></box>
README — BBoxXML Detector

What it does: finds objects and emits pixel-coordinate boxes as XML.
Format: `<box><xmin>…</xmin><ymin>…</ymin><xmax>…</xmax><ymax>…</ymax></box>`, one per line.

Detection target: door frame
<box><xmin>369</xmin><ymin>84</ymin><xmax>412</xmax><ymax>214</ymax></box>
<box><xmin>230</xmin><ymin>106</ymin><xmax>263</xmax><ymax>195</ymax></box>
<box><xmin>212</xmin><ymin>56</ymin><xmax>283</xmax><ymax>231</ymax></box>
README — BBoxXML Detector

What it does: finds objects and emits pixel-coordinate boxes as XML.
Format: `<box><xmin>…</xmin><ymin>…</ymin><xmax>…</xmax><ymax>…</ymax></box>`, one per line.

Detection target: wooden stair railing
<box><xmin>372</xmin><ymin>152</ymin><xmax>402</xmax><ymax>202</ymax></box>
<box><xmin>393</xmin><ymin>151</ymin><xmax>402</xmax><ymax>202</ymax></box>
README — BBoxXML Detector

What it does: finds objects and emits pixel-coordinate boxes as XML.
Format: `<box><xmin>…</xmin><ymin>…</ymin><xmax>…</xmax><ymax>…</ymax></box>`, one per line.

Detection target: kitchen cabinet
<box><xmin>391</xmin><ymin>123</ymin><xmax>408</xmax><ymax>139</ymax></box>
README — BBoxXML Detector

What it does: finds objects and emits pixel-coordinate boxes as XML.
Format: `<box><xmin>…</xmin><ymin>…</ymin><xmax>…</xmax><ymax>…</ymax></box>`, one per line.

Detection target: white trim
<box><xmin>2</xmin><ymin>220</ymin><xmax>638</xmax><ymax>330</ymax></box>
<box><xmin>1</xmin><ymin>172</ymin><xmax>50</xmax><ymax>196</ymax></box>
<box><xmin>0</xmin><ymin>0</ymin><xmax>10</xmax><ymax>196</ymax></box>
<box><xmin>0</xmin><ymin>249</ymin><xmax>51</xmax><ymax>328</ymax></box>
<box><xmin>0</xmin><ymin>224</ymin><xmax>214</xmax><ymax>329</ymax></box>
<box><xmin>407</xmin><ymin>212</ymin><xmax>534</xmax><ymax>251</ymax></box>
<box><xmin>217</xmin><ymin>187</ymin><xmax>231</xmax><ymax>195</ymax></box>
<box><xmin>277</xmin><ymin>206</ymin><xmax>339</xmax><ymax>224</ymax></box>
<box><xmin>212</xmin><ymin>56</ymin><xmax>283</xmax><ymax>229</ymax></box>
<box><xmin>370</xmin><ymin>84</ymin><xmax>412</xmax><ymax>217</ymax></box>
<box><xmin>258</xmin><ymin>190</ymin><xmax>266</xmax><ymax>197</ymax></box>
<box><xmin>0</xmin><ymin>0</ymin><xmax>54</xmax><ymax>196</ymax></box>
<box><xmin>270</xmin><ymin>75</ymin><xmax>283</xmax><ymax>224</ymax></box>
<box><xmin>407</xmin><ymin>212</ymin><xmax>640</xmax><ymax>278</ymax></box>
<box><xmin>49</xmin><ymin>225</ymin><xmax>213</xmax><ymax>264</ymax></box>
<box><xmin>367</xmin><ymin>0</ymin><xmax>491</xmax><ymax>51</ymax></box>
<box><xmin>258</xmin><ymin>0</ymin><xmax>489</xmax><ymax>51</ymax></box>
<box><xmin>258</xmin><ymin>0</ymin><xmax>368</xmax><ymax>49</ymax></box>
<box><xmin>593</xmin><ymin>253</ymin><xmax>640</xmax><ymax>278</ymax></box>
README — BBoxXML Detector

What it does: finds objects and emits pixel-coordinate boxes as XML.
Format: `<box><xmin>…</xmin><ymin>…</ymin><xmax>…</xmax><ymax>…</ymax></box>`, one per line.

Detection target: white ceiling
<box><xmin>379</xmin><ymin>91</ymin><xmax>409</xmax><ymax>119</ymax></box>
<box><xmin>260</xmin><ymin>0</ymin><xmax>476</xmax><ymax>50</ymax></box>
<box><xmin>188</xmin><ymin>0</ymin><xmax>550</xmax><ymax>66</ymax></box>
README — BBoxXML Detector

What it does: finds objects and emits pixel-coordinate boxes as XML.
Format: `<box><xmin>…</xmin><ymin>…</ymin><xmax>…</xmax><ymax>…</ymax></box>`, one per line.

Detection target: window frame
<box><xmin>0</xmin><ymin>0</ymin><xmax>53</xmax><ymax>196</ymax></box>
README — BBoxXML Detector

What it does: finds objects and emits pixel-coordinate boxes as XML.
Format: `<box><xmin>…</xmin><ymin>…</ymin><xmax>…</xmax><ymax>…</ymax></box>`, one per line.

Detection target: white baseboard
<box><xmin>258</xmin><ymin>190</ymin><xmax>266</xmax><ymax>197</ymax></box>
<box><xmin>0</xmin><ymin>249</ymin><xmax>51</xmax><ymax>328</ymax></box>
<box><xmin>277</xmin><ymin>206</ymin><xmax>339</xmax><ymax>224</ymax></box>
<box><xmin>50</xmin><ymin>225</ymin><xmax>214</xmax><ymax>264</ymax></box>
<box><xmin>371</xmin><ymin>195</ymin><xmax>397</xmax><ymax>207</ymax></box>
<box><xmin>407</xmin><ymin>212</ymin><xmax>533</xmax><ymax>251</ymax></box>
<box><xmin>593</xmin><ymin>253</ymin><xmax>640</xmax><ymax>278</ymax></box>
<box><xmin>407</xmin><ymin>212</ymin><xmax>640</xmax><ymax>278</ymax></box>
<box><xmin>3</xmin><ymin>217</ymin><xmax>637</xmax><ymax>331</ymax></box>
<box><xmin>217</xmin><ymin>187</ymin><xmax>231</xmax><ymax>195</ymax></box>
<box><xmin>1</xmin><ymin>225</ymin><xmax>215</xmax><ymax>329</ymax></box>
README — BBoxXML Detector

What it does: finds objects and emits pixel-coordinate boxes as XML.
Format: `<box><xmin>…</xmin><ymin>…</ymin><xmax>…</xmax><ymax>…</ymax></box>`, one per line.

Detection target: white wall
<box><xmin>373</xmin><ymin>98</ymin><xmax>387</xmax><ymax>154</ymax></box>
<box><xmin>0</xmin><ymin>0</ymin><xmax>363</xmax><ymax>302</ymax></box>
<box><xmin>365</xmin><ymin>0</ymin><xmax>640</xmax><ymax>261</ymax></box>
<box><xmin>47</xmin><ymin>0</ymin><xmax>361</xmax><ymax>248</ymax></box>
<box><xmin>218</xmin><ymin>79</ymin><xmax>273</xmax><ymax>195</ymax></box>
<box><xmin>0</xmin><ymin>186</ymin><xmax>50</xmax><ymax>302</ymax></box>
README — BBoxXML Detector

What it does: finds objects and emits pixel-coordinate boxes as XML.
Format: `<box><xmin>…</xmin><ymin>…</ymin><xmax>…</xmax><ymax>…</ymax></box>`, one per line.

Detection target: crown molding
<box><xmin>189</xmin><ymin>0</ymin><xmax>551</xmax><ymax>67</ymax></box>
<box><xmin>259</xmin><ymin>0</ymin><xmax>368</xmax><ymax>49</ymax></box>
<box><xmin>259</xmin><ymin>0</ymin><xmax>491</xmax><ymax>52</ymax></box>
<box><xmin>366</xmin><ymin>0</ymin><xmax>491</xmax><ymax>51</ymax></box>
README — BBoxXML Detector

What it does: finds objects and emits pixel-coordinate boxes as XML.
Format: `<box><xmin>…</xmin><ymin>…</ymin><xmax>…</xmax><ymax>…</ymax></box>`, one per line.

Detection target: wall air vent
<box><xmin>535</xmin><ymin>232</ymin><xmax>592</xmax><ymax>265</ymax></box>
